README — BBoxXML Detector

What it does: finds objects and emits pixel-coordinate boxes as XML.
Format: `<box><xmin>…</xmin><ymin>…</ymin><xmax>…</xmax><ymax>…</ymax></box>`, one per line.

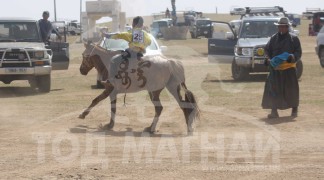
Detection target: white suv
<box><xmin>0</xmin><ymin>18</ymin><xmax>69</xmax><ymax>92</ymax></box>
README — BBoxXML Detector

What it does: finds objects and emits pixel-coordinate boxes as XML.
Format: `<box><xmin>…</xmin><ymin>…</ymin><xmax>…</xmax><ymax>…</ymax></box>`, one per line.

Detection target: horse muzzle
<box><xmin>80</xmin><ymin>68</ymin><xmax>88</xmax><ymax>75</ymax></box>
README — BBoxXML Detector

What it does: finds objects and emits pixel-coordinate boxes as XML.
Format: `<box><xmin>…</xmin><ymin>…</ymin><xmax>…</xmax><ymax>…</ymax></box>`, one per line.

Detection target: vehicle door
<box><xmin>208</xmin><ymin>21</ymin><xmax>237</xmax><ymax>63</ymax></box>
<box><xmin>46</xmin><ymin>41</ymin><xmax>69</xmax><ymax>70</ymax></box>
<box><xmin>46</xmin><ymin>28</ymin><xmax>69</xmax><ymax>70</ymax></box>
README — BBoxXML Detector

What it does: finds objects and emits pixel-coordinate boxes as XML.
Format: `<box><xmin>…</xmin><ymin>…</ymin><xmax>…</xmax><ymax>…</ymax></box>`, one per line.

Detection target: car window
<box><xmin>240</xmin><ymin>20</ymin><xmax>277</xmax><ymax>38</ymax></box>
<box><xmin>0</xmin><ymin>22</ymin><xmax>40</xmax><ymax>41</ymax></box>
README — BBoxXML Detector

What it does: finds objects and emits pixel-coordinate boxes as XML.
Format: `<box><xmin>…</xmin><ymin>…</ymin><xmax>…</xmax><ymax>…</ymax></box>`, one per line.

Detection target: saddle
<box><xmin>121</xmin><ymin>49</ymin><xmax>143</xmax><ymax>61</ymax></box>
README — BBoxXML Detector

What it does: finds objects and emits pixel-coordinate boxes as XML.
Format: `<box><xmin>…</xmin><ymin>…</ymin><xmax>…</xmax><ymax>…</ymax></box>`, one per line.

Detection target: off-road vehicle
<box><xmin>208</xmin><ymin>6</ymin><xmax>303</xmax><ymax>81</ymax></box>
<box><xmin>0</xmin><ymin>18</ymin><xmax>69</xmax><ymax>92</ymax></box>
<box><xmin>189</xmin><ymin>18</ymin><xmax>211</xmax><ymax>38</ymax></box>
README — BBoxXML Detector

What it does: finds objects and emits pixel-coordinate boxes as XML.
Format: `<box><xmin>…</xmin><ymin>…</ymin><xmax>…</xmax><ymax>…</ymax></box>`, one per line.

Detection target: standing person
<box><xmin>38</xmin><ymin>11</ymin><xmax>61</xmax><ymax>42</ymax></box>
<box><xmin>102</xmin><ymin>16</ymin><xmax>151</xmax><ymax>60</ymax></box>
<box><xmin>166</xmin><ymin>8</ymin><xmax>170</xmax><ymax>18</ymax></box>
<box><xmin>262</xmin><ymin>17</ymin><xmax>302</xmax><ymax>118</ymax></box>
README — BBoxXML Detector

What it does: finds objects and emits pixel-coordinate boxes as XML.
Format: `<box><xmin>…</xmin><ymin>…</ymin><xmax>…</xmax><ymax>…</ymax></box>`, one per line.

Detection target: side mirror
<box><xmin>225</xmin><ymin>32</ymin><xmax>234</xmax><ymax>39</ymax></box>
<box><xmin>160</xmin><ymin>46</ymin><xmax>168</xmax><ymax>52</ymax></box>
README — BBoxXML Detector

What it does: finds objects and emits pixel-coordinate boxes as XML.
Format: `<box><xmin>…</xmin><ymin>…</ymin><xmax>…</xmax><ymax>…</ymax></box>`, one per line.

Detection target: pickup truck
<box><xmin>0</xmin><ymin>18</ymin><xmax>69</xmax><ymax>92</ymax></box>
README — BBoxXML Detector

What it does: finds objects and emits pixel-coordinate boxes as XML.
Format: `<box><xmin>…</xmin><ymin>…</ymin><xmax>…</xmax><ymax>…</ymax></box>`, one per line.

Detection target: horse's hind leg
<box><xmin>102</xmin><ymin>91</ymin><xmax>117</xmax><ymax>130</ymax></box>
<box><xmin>79</xmin><ymin>86</ymin><xmax>114</xmax><ymax>119</ymax></box>
<box><xmin>144</xmin><ymin>89</ymin><xmax>164</xmax><ymax>133</ymax></box>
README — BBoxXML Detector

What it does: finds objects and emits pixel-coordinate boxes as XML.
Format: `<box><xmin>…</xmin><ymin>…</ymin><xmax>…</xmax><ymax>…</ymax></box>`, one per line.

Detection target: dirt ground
<box><xmin>1</xmin><ymin>17</ymin><xmax>324</xmax><ymax>179</ymax></box>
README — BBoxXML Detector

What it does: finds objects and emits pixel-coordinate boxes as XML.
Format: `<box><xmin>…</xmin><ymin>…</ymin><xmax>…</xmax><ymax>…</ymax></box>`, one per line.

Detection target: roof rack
<box><xmin>242</xmin><ymin>6</ymin><xmax>286</xmax><ymax>18</ymax></box>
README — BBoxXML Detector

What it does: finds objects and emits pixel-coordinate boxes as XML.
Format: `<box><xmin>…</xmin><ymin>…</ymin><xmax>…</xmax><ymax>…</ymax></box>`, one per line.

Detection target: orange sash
<box><xmin>275</xmin><ymin>61</ymin><xmax>296</xmax><ymax>70</ymax></box>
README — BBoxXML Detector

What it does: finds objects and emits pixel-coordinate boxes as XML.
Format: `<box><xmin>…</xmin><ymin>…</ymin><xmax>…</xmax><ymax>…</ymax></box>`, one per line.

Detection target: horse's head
<box><xmin>80</xmin><ymin>41</ymin><xmax>96</xmax><ymax>75</ymax></box>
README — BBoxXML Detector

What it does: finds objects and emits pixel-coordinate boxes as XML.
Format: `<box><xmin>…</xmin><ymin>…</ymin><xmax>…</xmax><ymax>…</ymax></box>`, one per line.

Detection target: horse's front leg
<box><xmin>79</xmin><ymin>86</ymin><xmax>114</xmax><ymax>119</ymax></box>
<box><xmin>144</xmin><ymin>89</ymin><xmax>163</xmax><ymax>133</ymax></box>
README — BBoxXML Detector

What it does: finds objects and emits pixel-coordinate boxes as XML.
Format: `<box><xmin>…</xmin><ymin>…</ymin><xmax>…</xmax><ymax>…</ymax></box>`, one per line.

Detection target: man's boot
<box><xmin>291</xmin><ymin>107</ymin><xmax>298</xmax><ymax>117</ymax></box>
<box><xmin>268</xmin><ymin>109</ymin><xmax>279</xmax><ymax>119</ymax></box>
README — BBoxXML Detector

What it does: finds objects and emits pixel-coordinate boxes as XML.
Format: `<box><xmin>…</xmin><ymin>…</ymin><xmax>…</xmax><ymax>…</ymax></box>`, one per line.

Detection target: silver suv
<box><xmin>208</xmin><ymin>16</ymin><xmax>302</xmax><ymax>81</ymax></box>
<box><xmin>0</xmin><ymin>18</ymin><xmax>69</xmax><ymax>92</ymax></box>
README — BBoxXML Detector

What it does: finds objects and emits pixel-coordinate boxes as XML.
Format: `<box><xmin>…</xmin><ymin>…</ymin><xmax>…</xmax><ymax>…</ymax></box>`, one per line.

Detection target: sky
<box><xmin>0</xmin><ymin>0</ymin><xmax>323</xmax><ymax>23</ymax></box>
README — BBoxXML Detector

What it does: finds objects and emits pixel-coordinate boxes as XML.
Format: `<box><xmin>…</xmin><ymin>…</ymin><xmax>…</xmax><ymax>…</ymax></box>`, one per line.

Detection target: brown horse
<box><xmin>79</xmin><ymin>43</ymin><xmax>199</xmax><ymax>134</ymax></box>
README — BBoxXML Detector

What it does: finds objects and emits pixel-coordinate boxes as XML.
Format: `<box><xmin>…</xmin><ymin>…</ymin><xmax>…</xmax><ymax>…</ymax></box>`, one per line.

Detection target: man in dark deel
<box><xmin>262</xmin><ymin>17</ymin><xmax>302</xmax><ymax>119</ymax></box>
<box><xmin>38</xmin><ymin>11</ymin><xmax>61</xmax><ymax>42</ymax></box>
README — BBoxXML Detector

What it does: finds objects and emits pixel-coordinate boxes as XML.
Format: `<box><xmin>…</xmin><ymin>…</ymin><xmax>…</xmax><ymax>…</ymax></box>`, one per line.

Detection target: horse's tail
<box><xmin>168</xmin><ymin>59</ymin><xmax>200</xmax><ymax>134</ymax></box>
<box><xmin>181</xmin><ymin>82</ymin><xmax>200</xmax><ymax>134</ymax></box>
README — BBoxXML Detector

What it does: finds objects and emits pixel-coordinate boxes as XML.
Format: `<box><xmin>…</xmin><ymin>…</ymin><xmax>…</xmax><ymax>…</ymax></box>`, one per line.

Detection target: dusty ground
<box><xmin>1</xmin><ymin>17</ymin><xmax>324</xmax><ymax>179</ymax></box>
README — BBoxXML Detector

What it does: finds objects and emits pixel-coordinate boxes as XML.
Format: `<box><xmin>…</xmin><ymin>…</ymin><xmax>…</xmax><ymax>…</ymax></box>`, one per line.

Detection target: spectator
<box><xmin>262</xmin><ymin>17</ymin><xmax>302</xmax><ymax>118</ymax></box>
<box><xmin>38</xmin><ymin>11</ymin><xmax>61</xmax><ymax>42</ymax></box>
<box><xmin>165</xmin><ymin>8</ymin><xmax>170</xmax><ymax>18</ymax></box>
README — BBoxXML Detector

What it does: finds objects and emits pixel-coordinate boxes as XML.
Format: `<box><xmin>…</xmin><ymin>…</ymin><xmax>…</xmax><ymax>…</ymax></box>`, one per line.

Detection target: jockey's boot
<box><xmin>121</xmin><ymin>50</ymin><xmax>131</xmax><ymax>60</ymax></box>
<box><xmin>137</xmin><ymin>52</ymin><xmax>144</xmax><ymax>61</ymax></box>
<box><xmin>268</xmin><ymin>109</ymin><xmax>279</xmax><ymax>119</ymax></box>
<box><xmin>291</xmin><ymin>107</ymin><xmax>298</xmax><ymax>117</ymax></box>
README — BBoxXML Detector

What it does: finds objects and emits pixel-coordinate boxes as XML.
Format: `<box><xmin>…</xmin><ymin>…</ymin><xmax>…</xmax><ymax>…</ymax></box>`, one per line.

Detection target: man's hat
<box><xmin>274</xmin><ymin>17</ymin><xmax>291</xmax><ymax>26</ymax></box>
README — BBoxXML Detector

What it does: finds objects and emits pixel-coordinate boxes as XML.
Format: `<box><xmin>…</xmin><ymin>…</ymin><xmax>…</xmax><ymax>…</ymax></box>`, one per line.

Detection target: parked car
<box><xmin>208</xmin><ymin>16</ymin><xmax>302</xmax><ymax>81</ymax></box>
<box><xmin>230</xmin><ymin>7</ymin><xmax>246</xmax><ymax>15</ymax></box>
<box><xmin>96</xmin><ymin>33</ymin><xmax>167</xmax><ymax>88</ymax></box>
<box><xmin>0</xmin><ymin>18</ymin><xmax>69</xmax><ymax>92</ymax></box>
<box><xmin>189</xmin><ymin>18</ymin><xmax>211</xmax><ymax>38</ymax></box>
<box><xmin>150</xmin><ymin>19</ymin><xmax>172</xmax><ymax>39</ymax></box>
<box><xmin>315</xmin><ymin>26</ymin><xmax>324</xmax><ymax>67</ymax></box>
<box><xmin>308</xmin><ymin>11</ymin><xmax>324</xmax><ymax>36</ymax></box>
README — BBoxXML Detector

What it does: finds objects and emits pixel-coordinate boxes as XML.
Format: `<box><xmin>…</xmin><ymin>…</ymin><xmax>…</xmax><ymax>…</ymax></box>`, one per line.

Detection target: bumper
<box><xmin>235</xmin><ymin>56</ymin><xmax>266</xmax><ymax>66</ymax></box>
<box><xmin>0</xmin><ymin>66</ymin><xmax>51</xmax><ymax>75</ymax></box>
<box><xmin>235</xmin><ymin>56</ymin><xmax>252</xmax><ymax>67</ymax></box>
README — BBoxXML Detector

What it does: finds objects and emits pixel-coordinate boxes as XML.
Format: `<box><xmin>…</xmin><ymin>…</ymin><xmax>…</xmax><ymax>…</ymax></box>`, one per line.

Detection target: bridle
<box><xmin>82</xmin><ymin>44</ymin><xmax>97</xmax><ymax>69</ymax></box>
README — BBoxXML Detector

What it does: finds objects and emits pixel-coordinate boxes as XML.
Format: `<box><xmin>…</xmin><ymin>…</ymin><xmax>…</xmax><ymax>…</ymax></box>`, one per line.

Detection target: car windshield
<box><xmin>240</xmin><ymin>20</ymin><xmax>278</xmax><ymax>38</ymax></box>
<box><xmin>102</xmin><ymin>36</ymin><xmax>158</xmax><ymax>51</ymax></box>
<box><xmin>0</xmin><ymin>22</ymin><xmax>41</xmax><ymax>42</ymax></box>
<box><xmin>196</xmin><ymin>20</ymin><xmax>210</xmax><ymax>26</ymax></box>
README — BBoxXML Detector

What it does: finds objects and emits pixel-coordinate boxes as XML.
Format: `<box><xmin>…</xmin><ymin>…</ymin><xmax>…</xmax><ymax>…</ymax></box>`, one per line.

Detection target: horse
<box><xmin>79</xmin><ymin>42</ymin><xmax>199</xmax><ymax>134</ymax></box>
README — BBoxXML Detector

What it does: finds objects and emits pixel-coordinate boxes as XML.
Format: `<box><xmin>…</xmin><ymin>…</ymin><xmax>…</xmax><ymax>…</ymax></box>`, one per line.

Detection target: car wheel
<box><xmin>231</xmin><ymin>59</ymin><xmax>249</xmax><ymax>81</ymax></box>
<box><xmin>70</xmin><ymin>31</ymin><xmax>76</xmax><ymax>36</ymax></box>
<box><xmin>190</xmin><ymin>32</ymin><xmax>195</xmax><ymax>38</ymax></box>
<box><xmin>36</xmin><ymin>75</ymin><xmax>51</xmax><ymax>93</ymax></box>
<box><xmin>296</xmin><ymin>60</ymin><xmax>303</xmax><ymax>80</ymax></box>
<box><xmin>319</xmin><ymin>48</ymin><xmax>324</xmax><ymax>68</ymax></box>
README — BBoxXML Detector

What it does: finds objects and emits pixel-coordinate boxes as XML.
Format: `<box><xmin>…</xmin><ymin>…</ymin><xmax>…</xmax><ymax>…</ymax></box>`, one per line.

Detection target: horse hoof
<box><xmin>143</xmin><ymin>127</ymin><xmax>158</xmax><ymax>134</ymax></box>
<box><xmin>187</xmin><ymin>131</ymin><xmax>194</xmax><ymax>136</ymax></box>
<box><xmin>78</xmin><ymin>114</ymin><xmax>85</xmax><ymax>119</ymax></box>
<box><xmin>98</xmin><ymin>123</ymin><xmax>113</xmax><ymax>131</ymax></box>
<box><xmin>107</xmin><ymin>123</ymin><xmax>114</xmax><ymax>129</ymax></box>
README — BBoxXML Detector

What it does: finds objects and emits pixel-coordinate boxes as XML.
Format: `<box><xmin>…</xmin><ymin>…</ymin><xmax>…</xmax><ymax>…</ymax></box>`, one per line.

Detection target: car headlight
<box><xmin>256</xmin><ymin>48</ymin><xmax>265</xmax><ymax>56</ymax></box>
<box><xmin>242</xmin><ymin>48</ymin><xmax>252</xmax><ymax>56</ymax></box>
<box><xmin>235</xmin><ymin>47</ymin><xmax>242</xmax><ymax>55</ymax></box>
<box><xmin>34</xmin><ymin>51</ymin><xmax>44</xmax><ymax>59</ymax></box>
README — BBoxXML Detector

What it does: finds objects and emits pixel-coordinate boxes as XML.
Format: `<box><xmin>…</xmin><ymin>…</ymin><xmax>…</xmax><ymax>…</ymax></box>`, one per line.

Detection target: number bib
<box><xmin>132</xmin><ymin>30</ymin><xmax>144</xmax><ymax>43</ymax></box>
